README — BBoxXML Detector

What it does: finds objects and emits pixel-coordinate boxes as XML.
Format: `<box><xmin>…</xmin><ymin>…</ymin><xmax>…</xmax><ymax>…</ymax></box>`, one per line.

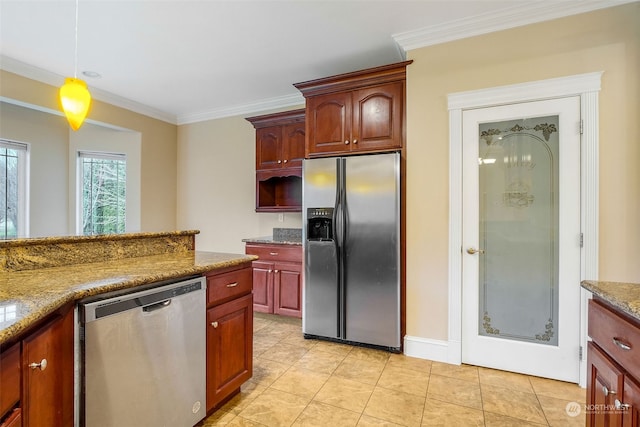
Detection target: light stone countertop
<box><xmin>582</xmin><ymin>280</ymin><xmax>640</xmax><ymax>321</ymax></box>
<box><xmin>241</xmin><ymin>236</ymin><xmax>302</xmax><ymax>246</ymax></box>
<box><xmin>0</xmin><ymin>250</ymin><xmax>257</xmax><ymax>345</ymax></box>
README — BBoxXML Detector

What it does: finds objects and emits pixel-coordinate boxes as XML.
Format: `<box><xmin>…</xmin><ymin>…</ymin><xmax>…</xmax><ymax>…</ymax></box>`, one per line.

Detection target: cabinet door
<box><xmin>0</xmin><ymin>343</ymin><xmax>20</xmax><ymax>419</ymax></box>
<box><xmin>273</xmin><ymin>262</ymin><xmax>302</xmax><ymax>318</ymax></box>
<box><xmin>587</xmin><ymin>342</ymin><xmax>624</xmax><ymax>427</ymax></box>
<box><xmin>256</xmin><ymin>126</ymin><xmax>282</xmax><ymax>170</ymax></box>
<box><xmin>252</xmin><ymin>260</ymin><xmax>274</xmax><ymax>313</ymax></box>
<box><xmin>206</xmin><ymin>293</ymin><xmax>253</xmax><ymax>411</ymax></box>
<box><xmin>22</xmin><ymin>316</ymin><xmax>64</xmax><ymax>427</ymax></box>
<box><xmin>282</xmin><ymin>122</ymin><xmax>305</xmax><ymax>168</ymax></box>
<box><xmin>622</xmin><ymin>377</ymin><xmax>640</xmax><ymax>427</ymax></box>
<box><xmin>352</xmin><ymin>82</ymin><xmax>403</xmax><ymax>152</ymax></box>
<box><xmin>306</xmin><ymin>92</ymin><xmax>352</xmax><ymax>156</ymax></box>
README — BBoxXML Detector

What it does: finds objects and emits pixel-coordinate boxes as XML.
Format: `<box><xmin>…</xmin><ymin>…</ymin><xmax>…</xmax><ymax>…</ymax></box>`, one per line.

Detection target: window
<box><xmin>0</xmin><ymin>139</ymin><xmax>29</xmax><ymax>239</ymax></box>
<box><xmin>79</xmin><ymin>151</ymin><xmax>126</xmax><ymax>235</ymax></box>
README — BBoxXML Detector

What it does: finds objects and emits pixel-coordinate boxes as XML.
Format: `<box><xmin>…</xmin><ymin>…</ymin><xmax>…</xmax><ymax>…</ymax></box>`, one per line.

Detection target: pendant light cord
<box><xmin>74</xmin><ymin>0</ymin><xmax>79</xmax><ymax>78</ymax></box>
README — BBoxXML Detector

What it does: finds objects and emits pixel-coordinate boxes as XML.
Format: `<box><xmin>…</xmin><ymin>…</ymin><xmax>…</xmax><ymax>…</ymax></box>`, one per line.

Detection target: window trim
<box><xmin>0</xmin><ymin>138</ymin><xmax>30</xmax><ymax>238</ymax></box>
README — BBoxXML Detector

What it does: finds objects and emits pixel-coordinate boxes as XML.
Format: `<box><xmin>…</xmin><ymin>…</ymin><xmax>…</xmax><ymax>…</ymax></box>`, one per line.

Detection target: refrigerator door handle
<box><xmin>337</xmin><ymin>158</ymin><xmax>347</xmax><ymax>339</ymax></box>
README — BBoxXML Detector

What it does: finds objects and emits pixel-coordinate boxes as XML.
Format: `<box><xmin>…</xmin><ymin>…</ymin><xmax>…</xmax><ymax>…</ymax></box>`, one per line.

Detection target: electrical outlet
<box><xmin>278</xmin><ymin>213</ymin><xmax>284</xmax><ymax>222</ymax></box>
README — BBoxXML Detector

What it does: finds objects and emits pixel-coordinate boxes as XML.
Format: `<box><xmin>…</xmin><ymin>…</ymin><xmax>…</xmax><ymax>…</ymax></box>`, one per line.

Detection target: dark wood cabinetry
<box><xmin>587</xmin><ymin>298</ymin><xmax>640</xmax><ymax>426</ymax></box>
<box><xmin>204</xmin><ymin>265</ymin><xmax>253</xmax><ymax>412</ymax></box>
<box><xmin>246</xmin><ymin>109</ymin><xmax>305</xmax><ymax>212</ymax></box>
<box><xmin>0</xmin><ymin>303</ymin><xmax>74</xmax><ymax>427</ymax></box>
<box><xmin>295</xmin><ymin>61</ymin><xmax>411</xmax><ymax>158</ymax></box>
<box><xmin>0</xmin><ymin>343</ymin><xmax>20</xmax><ymax>425</ymax></box>
<box><xmin>245</xmin><ymin>243</ymin><xmax>302</xmax><ymax>318</ymax></box>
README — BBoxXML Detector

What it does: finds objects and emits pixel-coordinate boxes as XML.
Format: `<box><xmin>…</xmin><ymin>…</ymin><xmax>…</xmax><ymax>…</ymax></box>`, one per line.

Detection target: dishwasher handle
<box><xmin>142</xmin><ymin>299</ymin><xmax>172</xmax><ymax>313</ymax></box>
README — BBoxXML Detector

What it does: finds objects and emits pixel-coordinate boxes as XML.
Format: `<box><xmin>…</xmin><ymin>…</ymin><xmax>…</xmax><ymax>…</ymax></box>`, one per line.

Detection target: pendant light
<box><xmin>59</xmin><ymin>0</ymin><xmax>91</xmax><ymax>131</ymax></box>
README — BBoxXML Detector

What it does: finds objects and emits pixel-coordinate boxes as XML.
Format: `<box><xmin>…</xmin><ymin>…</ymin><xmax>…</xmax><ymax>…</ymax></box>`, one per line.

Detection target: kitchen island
<box><xmin>582</xmin><ymin>280</ymin><xmax>640</xmax><ymax>426</ymax></box>
<box><xmin>0</xmin><ymin>230</ymin><xmax>256</xmax><ymax>426</ymax></box>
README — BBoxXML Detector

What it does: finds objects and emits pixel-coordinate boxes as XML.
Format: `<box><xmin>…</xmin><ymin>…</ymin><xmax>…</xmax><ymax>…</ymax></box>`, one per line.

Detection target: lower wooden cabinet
<box><xmin>206</xmin><ymin>293</ymin><xmax>253</xmax><ymax>410</ymax></box>
<box><xmin>204</xmin><ymin>265</ymin><xmax>254</xmax><ymax>412</ymax></box>
<box><xmin>587</xmin><ymin>298</ymin><xmax>640</xmax><ymax>427</ymax></box>
<box><xmin>245</xmin><ymin>243</ymin><xmax>302</xmax><ymax>318</ymax></box>
<box><xmin>0</xmin><ymin>303</ymin><xmax>74</xmax><ymax>427</ymax></box>
<box><xmin>0</xmin><ymin>343</ymin><xmax>20</xmax><ymax>421</ymax></box>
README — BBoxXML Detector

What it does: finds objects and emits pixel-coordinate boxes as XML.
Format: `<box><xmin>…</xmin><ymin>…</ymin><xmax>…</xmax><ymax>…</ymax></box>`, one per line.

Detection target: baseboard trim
<box><xmin>403</xmin><ymin>336</ymin><xmax>461</xmax><ymax>365</ymax></box>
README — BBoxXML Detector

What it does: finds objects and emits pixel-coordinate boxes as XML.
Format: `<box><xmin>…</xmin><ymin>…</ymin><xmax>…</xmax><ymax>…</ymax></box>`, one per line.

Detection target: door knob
<box><xmin>466</xmin><ymin>247</ymin><xmax>485</xmax><ymax>255</ymax></box>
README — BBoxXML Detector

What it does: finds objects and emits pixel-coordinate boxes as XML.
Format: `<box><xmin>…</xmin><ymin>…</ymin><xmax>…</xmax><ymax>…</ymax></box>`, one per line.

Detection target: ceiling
<box><xmin>0</xmin><ymin>0</ymin><xmax>633</xmax><ymax>125</ymax></box>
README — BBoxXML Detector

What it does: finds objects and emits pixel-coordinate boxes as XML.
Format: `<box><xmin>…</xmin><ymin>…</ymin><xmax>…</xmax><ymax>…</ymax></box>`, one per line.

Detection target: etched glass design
<box><xmin>477</xmin><ymin>116</ymin><xmax>559</xmax><ymax>345</ymax></box>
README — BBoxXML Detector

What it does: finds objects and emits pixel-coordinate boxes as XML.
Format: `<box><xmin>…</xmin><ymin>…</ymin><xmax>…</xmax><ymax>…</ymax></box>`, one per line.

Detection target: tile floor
<box><xmin>200</xmin><ymin>313</ymin><xmax>586</xmax><ymax>426</ymax></box>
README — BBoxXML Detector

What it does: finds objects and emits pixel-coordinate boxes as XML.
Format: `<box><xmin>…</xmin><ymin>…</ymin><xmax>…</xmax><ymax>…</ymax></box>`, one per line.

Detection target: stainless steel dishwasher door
<box><xmin>81</xmin><ymin>276</ymin><xmax>206</xmax><ymax>427</ymax></box>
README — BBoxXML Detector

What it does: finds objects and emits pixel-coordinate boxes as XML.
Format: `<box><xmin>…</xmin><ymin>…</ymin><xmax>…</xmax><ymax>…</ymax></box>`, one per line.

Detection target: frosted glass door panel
<box><xmin>478</xmin><ymin>116</ymin><xmax>559</xmax><ymax>346</ymax></box>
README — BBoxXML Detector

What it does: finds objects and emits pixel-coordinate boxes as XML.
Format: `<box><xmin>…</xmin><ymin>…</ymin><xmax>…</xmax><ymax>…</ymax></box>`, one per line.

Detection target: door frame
<box><xmin>447</xmin><ymin>72</ymin><xmax>602</xmax><ymax>387</ymax></box>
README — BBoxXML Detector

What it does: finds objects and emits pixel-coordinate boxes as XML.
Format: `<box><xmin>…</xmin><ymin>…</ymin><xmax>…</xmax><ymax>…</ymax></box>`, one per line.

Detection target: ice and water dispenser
<box><xmin>306</xmin><ymin>208</ymin><xmax>334</xmax><ymax>241</ymax></box>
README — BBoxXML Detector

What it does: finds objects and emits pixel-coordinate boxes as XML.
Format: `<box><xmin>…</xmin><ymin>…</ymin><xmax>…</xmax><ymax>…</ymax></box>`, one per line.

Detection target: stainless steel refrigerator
<box><xmin>302</xmin><ymin>152</ymin><xmax>400</xmax><ymax>351</ymax></box>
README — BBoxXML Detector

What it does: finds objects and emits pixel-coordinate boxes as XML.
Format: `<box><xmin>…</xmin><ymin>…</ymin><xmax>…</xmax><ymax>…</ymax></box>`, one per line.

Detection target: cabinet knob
<box><xmin>277</xmin><ymin>160</ymin><xmax>282</xmax><ymax>164</ymax></box>
<box><xmin>211</xmin><ymin>321</ymin><xmax>219</xmax><ymax>328</ymax></box>
<box><xmin>344</xmin><ymin>140</ymin><xmax>349</xmax><ymax>145</ymax></box>
<box><xmin>274</xmin><ymin>270</ymin><xmax>279</xmax><ymax>273</ymax></box>
<box><xmin>226</xmin><ymin>282</ymin><xmax>238</xmax><ymax>288</ymax></box>
<box><xmin>353</xmin><ymin>139</ymin><xmax>358</xmax><ymax>144</ymax></box>
<box><xmin>269</xmin><ymin>252</ymin><xmax>278</xmax><ymax>256</ymax></box>
<box><xmin>283</xmin><ymin>159</ymin><xmax>288</xmax><ymax>163</ymax></box>
<box><xmin>603</xmin><ymin>386</ymin><xmax>616</xmax><ymax>396</ymax></box>
<box><xmin>268</xmin><ymin>269</ymin><xmax>273</xmax><ymax>273</ymax></box>
<box><xmin>29</xmin><ymin>358</ymin><xmax>48</xmax><ymax>371</ymax></box>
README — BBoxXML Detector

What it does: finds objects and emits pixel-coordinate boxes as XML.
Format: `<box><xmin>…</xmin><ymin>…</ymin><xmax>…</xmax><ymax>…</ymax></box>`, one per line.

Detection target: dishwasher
<box><xmin>79</xmin><ymin>275</ymin><xmax>206</xmax><ymax>427</ymax></box>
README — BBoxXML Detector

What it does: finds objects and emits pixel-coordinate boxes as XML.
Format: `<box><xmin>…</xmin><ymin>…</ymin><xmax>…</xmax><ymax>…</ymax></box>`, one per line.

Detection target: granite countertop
<box><xmin>242</xmin><ymin>236</ymin><xmax>302</xmax><ymax>246</ymax></box>
<box><xmin>582</xmin><ymin>280</ymin><xmax>640</xmax><ymax>321</ymax></box>
<box><xmin>242</xmin><ymin>227</ymin><xmax>302</xmax><ymax>246</ymax></box>
<box><xmin>0</xmin><ymin>250</ymin><xmax>257</xmax><ymax>345</ymax></box>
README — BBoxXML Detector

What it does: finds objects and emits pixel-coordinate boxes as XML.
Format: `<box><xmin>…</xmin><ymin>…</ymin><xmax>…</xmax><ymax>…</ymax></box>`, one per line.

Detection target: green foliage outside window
<box><xmin>82</xmin><ymin>155</ymin><xmax>126</xmax><ymax>235</ymax></box>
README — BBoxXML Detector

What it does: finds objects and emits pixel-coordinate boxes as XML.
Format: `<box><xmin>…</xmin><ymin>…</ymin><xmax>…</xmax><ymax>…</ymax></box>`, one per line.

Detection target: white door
<box><xmin>461</xmin><ymin>97</ymin><xmax>581</xmax><ymax>382</ymax></box>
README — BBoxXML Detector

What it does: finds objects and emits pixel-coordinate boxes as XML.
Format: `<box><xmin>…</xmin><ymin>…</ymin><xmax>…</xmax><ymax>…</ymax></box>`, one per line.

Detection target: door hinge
<box><xmin>580</xmin><ymin>233</ymin><xmax>584</xmax><ymax>248</ymax></box>
<box><xmin>580</xmin><ymin>120</ymin><xmax>584</xmax><ymax>135</ymax></box>
<box><xmin>579</xmin><ymin>345</ymin><xmax>584</xmax><ymax>361</ymax></box>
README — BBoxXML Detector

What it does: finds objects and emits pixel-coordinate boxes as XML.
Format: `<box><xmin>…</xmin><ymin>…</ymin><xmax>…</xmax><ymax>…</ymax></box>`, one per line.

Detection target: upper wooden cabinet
<box><xmin>247</xmin><ymin>109</ymin><xmax>305</xmax><ymax>170</ymax></box>
<box><xmin>246</xmin><ymin>109</ymin><xmax>305</xmax><ymax>212</ymax></box>
<box><xmin>294</xmin><ymin>61</ymin><xmax>411</xmax><ymax>158</ymax></box>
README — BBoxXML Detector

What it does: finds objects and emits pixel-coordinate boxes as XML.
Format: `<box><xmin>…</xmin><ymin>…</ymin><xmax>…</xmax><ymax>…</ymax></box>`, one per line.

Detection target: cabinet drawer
<box><xmin>588</xmin><ymin>299</ymin><xmax>640</xmax><ymax>376</ymax></box>
<box><xmin>0</xmin><ymin>342</ymin><xmax>21</xmax><ymax>418</ymax></box>
<box><xmin>207</xmin><ymin>267</ymin><xmax>252</xmax><ymax>306</ymax></box>
<box><xmin>245</xmin><ymin>244</ymin><xmax>302</xmax><ymax>263</ymax></box>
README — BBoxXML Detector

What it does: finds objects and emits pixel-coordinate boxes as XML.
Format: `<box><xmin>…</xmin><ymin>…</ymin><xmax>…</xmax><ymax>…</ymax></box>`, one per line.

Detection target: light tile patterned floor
<box><xmin>200</xmin><ymin>313</ymin><xmax>586</xmax><ymax>426</ymax></box>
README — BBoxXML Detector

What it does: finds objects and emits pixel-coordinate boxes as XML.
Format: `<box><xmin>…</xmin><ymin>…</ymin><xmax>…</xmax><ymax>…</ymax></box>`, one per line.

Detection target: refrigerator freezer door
<box><xmin>343</xmin><ymin>152</ymin><xmax>400</xmax><ymax>348</ymax></box>
<box><xmin>303</xmin><ymin>157</ymin><xmax>340</xmax><ymax>338</ymax></box>
<box><xmin>304</xmin><ymin>241</ymin><xmax>339</xmax><ymax>337</ymax></box>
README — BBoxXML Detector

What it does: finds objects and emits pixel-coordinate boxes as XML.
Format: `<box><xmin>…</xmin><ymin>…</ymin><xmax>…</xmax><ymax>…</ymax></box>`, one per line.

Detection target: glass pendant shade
<box><xmin>59</xmin><ymin>77</ymin><xmax>91</xmax><ymax>130</ymax></box>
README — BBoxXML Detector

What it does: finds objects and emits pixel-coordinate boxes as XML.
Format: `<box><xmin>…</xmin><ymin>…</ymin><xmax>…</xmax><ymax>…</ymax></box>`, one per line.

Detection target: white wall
<box><xmin>0</xmin><ymin>102</ymin><xmax>69</xmax><ymax>237</ymax></box>
<box><xmin>177</xmin><ymin>113</ymin><xmax>302</xmax><ymax>254</ymax></box>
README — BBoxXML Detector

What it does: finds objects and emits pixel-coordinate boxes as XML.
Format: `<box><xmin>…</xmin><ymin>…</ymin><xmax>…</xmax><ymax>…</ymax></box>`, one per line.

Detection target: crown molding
<box><xmin>0</xmin><ymin>55</ymin><xmax>178</xmax><ymax>124</ymax></box>
<box><xmin>176</xmin><ymin>93</ymin><xmax>305</xmax><ymax>125</ymax></box>
<box><xmin>1</xmin><ymin>55</ymin><xmax>305</xmax><ymax>126</ymax></box>
<box><xmin>392</xmin><ymin>0</ymin><xmax>638</xmax><ymax>52</ymax></box>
